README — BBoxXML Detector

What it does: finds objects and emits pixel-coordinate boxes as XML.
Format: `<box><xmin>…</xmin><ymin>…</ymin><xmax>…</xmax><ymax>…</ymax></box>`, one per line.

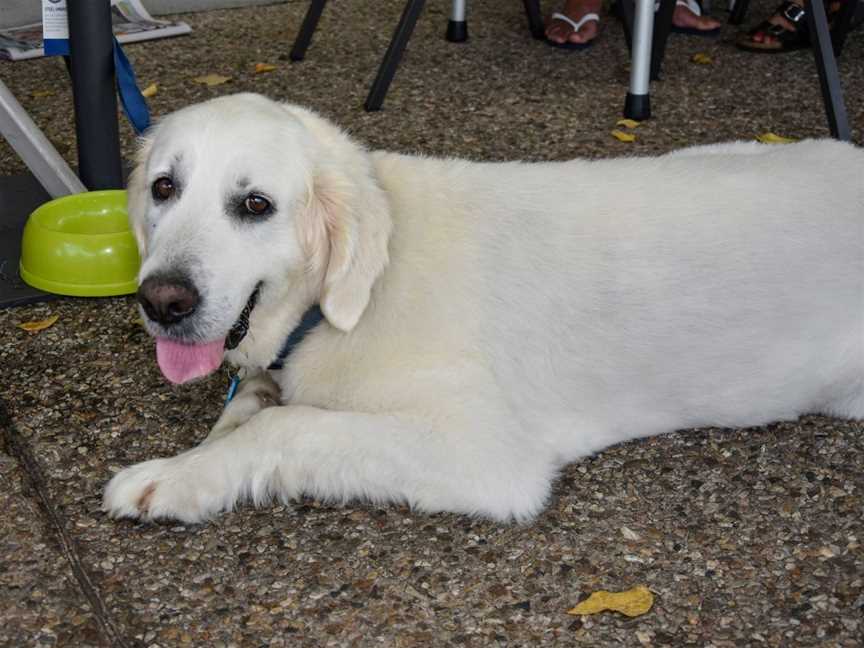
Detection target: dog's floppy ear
<box><xmin>126</xmin><ymin>134</ymin><xmax>155</xmax><ymax>258</ymax></box>
<box><xmin>305</xmin><ymin>162</ymin><xmax>392</xmax><ymax>332</ymax></box>
<box><xmin>285</xmin><ymin>104</ymin><xmax>392</xmax><ymax>332</ymax></box>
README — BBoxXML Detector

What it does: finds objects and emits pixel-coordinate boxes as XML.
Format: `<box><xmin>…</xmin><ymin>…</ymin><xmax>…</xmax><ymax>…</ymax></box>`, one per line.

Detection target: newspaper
<box><xmin>0</xmin><ymin>0</ymin><xmax>191</xmax><ymax>61</ymax></box>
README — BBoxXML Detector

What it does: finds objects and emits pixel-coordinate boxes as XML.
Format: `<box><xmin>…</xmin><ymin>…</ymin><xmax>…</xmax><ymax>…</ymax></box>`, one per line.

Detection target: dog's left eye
<box><xmin>243</xmin><ymin>194</ymin><xmax>272</xmax><ymax>216</ymax></box>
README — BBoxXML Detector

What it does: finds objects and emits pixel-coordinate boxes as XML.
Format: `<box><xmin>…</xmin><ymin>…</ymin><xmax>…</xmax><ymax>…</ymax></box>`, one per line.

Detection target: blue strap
<box><xmin>224</xmin><ymin>305</ymin><xmax>323</xmax><ymax>409</ymax></box>
<box><xmin>112</xmin><ymin>38</ymin><xmax>150</xmax><ymax>135</ymax></box>
<box><xmin>41</xmin><ymin>32</ymin><xmax>149</xmax><ymax>134</ymax></box>
<box><xmin>268</xmin><ymin>305</ymin><xmax>325</xmax><ymax>370</ymax></box>
<box><xmin>224</xmin><ymin>374</ymin><xmax>241</xmax><ymax>406</ymax></box>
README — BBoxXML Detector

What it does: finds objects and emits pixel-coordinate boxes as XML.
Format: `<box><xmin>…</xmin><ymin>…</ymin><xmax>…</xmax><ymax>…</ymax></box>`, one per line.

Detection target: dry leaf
<box><xmin>756</xmin><ymin>132</ymin><xmax>796</xmax><ymax>144</ymax></box>
<box><xmin>691</xmin><ymin>52</ymin><xmax>713</xmax><ymax>65</ymax></box>
<box><xmin>193</xmin><ymin>74</ymin><xmax>232</xmax><ymax>87</ymax></box>
<box><xmin>816</xmin><ymin>546</ymin><xmax>836</xmax><ymax>558</ymax></box>
<box><xmin>616</xmin><ymin>118</ymin><xmax>640</xmax><ymax>129</ymax></box>
<box><xmin>31</xmin><ymin>90</ymin><xmax>55</xmax><ymax>98</ymax></box>
<box><xmin>18</xmin><ymin>314</ymin><xmax>59</xmax><ymax>333</ymax></box>
<box><xmin>567</xmin><ymin>585</ymin><xmax>654</xmax><ymax>617</ymax></box>
<box><xmin>254</xmin><ymin>63</ymin><xmax>277</xmax><ymax>74</ymax></box>
<box><xmin>611</xmin><ymin>129</ymin><xmax>637</xmax><ymax>143</ymax></box>
<box><xmin>141</xmin><ymin>83</ymin><xmax>158</xmax><ymax>97</ymax></box>
<box><xmin>636</xmin><ymin>631</ymin><xmax>653</xmax><ymax>645</ymax></box>
<box><xmin>620</xmin><ymin>526</ymin><xmax>641</xmax><ymax>541</ymax></box>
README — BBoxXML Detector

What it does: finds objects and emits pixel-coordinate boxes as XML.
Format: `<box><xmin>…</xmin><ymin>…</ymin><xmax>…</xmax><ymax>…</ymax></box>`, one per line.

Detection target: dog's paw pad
<box><xmin>135</xmin><ymin>482</ymin><xmax>157</xmax><ymax>515</ymax></box>
<box><xmin>103</xmin><ymin>455</ymin><xmax>225</xmax><ymax>523</ymax></box>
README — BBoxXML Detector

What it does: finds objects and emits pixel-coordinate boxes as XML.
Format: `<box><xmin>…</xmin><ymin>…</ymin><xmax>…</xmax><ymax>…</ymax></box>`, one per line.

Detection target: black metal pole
<box><xmin>290</xmin><ymin>0</ymin><xmax>327</xmax><ymax>62</ymax></box>
<box><xmin>650</xmin><ymin>0</ymin><xmax>676</xmax><ymax>81</ymax></box>
<box><xmin>618</xmin><ymin>0</ymin><xmax>635</xmax><ymax>52</ymax></box>
<box><xmin>805</xmin><ymin>0</ymin><xmax>851</xmax><ymax>140</ymax></box>
<box><xmin>364</xmin><ymin>0</ymin><xmax>426</xmax><ymax>112</ymax></box>
<box><xmin>729</xmin><ymin>0</ymin><xmax>750</xmax><ymax>25</ymax></box>
<box><xmin>522</xmin><ymin>0</ymin><xmax>544</xmax><ymax>39</ymax></box>
<box><xmin>67</xmin><ymin>0</ymin><xmax>123</xmax><ymax>190</ymax></box>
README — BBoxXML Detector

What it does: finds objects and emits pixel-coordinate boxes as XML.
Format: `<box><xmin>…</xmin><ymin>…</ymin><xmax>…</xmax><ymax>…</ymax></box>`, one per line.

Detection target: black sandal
<box><xmin>737</xmin><ymin>0</ymin><xmax>810</xmax><ymax>52</ymax></box>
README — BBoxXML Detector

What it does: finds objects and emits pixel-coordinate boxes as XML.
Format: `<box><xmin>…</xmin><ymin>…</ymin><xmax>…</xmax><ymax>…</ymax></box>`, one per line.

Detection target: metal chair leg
<box><xmin>618</xmin><ymin>0</ymin><xmax>636</xmax><ymax>51</ymax></box>
<box><xmin>0</xmin><ymin>81</ymin><xmax>86</xmax><ymax>198</ymax></box>
<box><xmin>830</xmin><ymin>0</ymin><xmax>859</xmax><ymax>56</ymax></box>
<box><xmin>624</xmin><ymin>0</ymin><xmax>655</xmax><ymax>120</ymax></box>
<box><xmin>805</xmin><ymin>0</ymin><xmax>851</xmax><ymax>140</ymax></box>
<box><xmin>651</xmin><ymin>0</ymin><xmax>676</xmax><ymax>80</ymax></box>
<box><xmin>364</xmin><ymin>0</ymin><xmax>426</xmax><ymax>112</ymax></box>
<box><xmin>446</xmin><ymin>0</ymin><xmax>468</xmax><ymax>42</ymax></box>
<box><xmin>522</xmin><ymin>0</ymin><xmax>545</xmax><ymax>39</ymax></box>
<box><xmin>290</xmin><ymin>0</ymin><xmax>327</xmax><ymax>62</ymax></box>
<box><xmin>729</xmin><ymin>0</ymin><xmax>750</xmax><ymax>24</ymax></box>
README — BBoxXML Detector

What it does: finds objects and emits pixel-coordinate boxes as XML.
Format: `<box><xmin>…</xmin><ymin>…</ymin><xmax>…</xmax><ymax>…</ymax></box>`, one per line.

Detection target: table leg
<box><xmin>67</xmin><ymin>0</ymin><xmax>123</xmax><ymax>190</ymax></box>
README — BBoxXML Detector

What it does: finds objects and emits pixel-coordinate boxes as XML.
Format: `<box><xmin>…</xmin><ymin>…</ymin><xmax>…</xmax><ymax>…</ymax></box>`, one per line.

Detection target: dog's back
<box><xmin>356</xmin><ymin>141</ymin><xmax>864</xmax><ymax>453</ymax></box>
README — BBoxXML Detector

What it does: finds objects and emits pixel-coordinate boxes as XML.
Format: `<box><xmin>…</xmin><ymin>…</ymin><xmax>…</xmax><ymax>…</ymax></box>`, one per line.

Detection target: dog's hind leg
<box><xmin>102</xmin><ymin>404</ymin><xmax>558</xmax><ymax>524</ymax></box>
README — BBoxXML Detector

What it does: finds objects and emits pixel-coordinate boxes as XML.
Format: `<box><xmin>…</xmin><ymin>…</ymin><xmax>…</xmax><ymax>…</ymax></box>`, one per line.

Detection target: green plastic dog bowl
<box><xmin>19</xmin><ymin>190</ymin><xmax>140</xmax><ymax>297</ymax></box>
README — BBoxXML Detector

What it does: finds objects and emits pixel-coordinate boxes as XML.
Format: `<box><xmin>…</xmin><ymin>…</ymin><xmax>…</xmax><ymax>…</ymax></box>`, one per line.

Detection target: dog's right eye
<box><xmin>152</xmin><ymin>177</ymin><xmax>175</xmax><ymax>201</ymax></box>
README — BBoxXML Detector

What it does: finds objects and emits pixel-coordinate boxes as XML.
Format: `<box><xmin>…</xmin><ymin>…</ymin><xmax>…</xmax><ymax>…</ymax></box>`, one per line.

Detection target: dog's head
<box><xmin>128</xmin><ymin>93</ymin><xmax>391</xmax><ymax>384</ymax></box>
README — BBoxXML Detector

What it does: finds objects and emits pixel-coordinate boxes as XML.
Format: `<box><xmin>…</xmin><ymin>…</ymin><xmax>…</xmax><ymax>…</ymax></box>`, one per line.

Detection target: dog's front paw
<box><xmin>102</xmin><ymin>452</ymin><xmax>231</xmax><ymax>523</ymax></box>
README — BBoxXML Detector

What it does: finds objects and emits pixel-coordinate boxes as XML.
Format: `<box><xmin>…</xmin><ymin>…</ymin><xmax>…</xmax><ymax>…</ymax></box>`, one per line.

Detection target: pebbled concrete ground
<box><xmin>1</xmin><ymin>1</ymin><xmax>862</xmax><ymax>646</ymax></box>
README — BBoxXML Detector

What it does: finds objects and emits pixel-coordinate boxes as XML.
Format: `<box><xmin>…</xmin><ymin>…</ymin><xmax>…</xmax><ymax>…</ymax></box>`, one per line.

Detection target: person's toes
<box><xmin>546</xmin><ymin>20</ymin><xmax>572</xmax><ymax>43</ymax></box>
<box><xmin>696</xmin><ymin>15</ymin><xmax>721</xmax><ymax>30</ymax></box>
<box><xmin>569</xmin><ymin>20</ymin><xmax>598</xmax><ymax>43</ymax></box>
<box><xmin>672</xmin><ymin>5</ymin><xmax>720</xmax><ymax>31</ymax></box>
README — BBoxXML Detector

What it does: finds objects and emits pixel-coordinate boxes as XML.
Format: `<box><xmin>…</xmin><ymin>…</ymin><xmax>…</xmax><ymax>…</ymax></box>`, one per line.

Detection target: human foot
<box><xmin>737</xmin><ymin>0</ymin><xmax>812</xmax><ymax>51</ymax></box>
<box><xmin>546</xmin><ymin>0</ymin><xmax>602</xmax><ymax>47</ymax></box>
<box><xmin>671</xmin><ymin>0</ymin><xmax>722</xmax><ymax>33</ymax></box>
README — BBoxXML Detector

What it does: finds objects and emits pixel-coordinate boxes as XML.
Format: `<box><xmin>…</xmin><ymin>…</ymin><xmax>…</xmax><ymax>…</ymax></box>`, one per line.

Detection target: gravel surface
<box><xmin>1</xmin><ymin>1</ymin><xmax>862</xmax><ymax>646</ymax></box>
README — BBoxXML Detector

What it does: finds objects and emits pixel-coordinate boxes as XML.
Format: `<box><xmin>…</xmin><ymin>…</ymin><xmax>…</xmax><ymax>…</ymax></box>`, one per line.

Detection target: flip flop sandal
<box><xmin>655</xmin><ymin>0</ymin><xmax>721</xmax><ymax>36</ymax></box>
<box><xmin>736</xmin><ymin>0</ymin><xmax>810</xmax><ymax>52</ymax></box>
<box><xmin>545</xmin><ymin>11</ymin><xmax>601</xmax><ymax>50</ymax></box>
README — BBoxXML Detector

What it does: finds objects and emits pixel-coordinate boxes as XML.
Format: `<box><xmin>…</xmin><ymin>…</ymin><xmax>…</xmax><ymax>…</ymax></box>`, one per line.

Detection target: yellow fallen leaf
<box><xmin>254</xmin><ymin>63</ymin><xmax>277</xmax><ymax>74</ymax></box>
<box><xmin>616</xmin><ymin>119</ymin><xmax>640</xmax><ymax>129</ymax></box>
<box><xmin>691</xmin><ymin>52</ymin><xmax>713</xmax><ymax>65</ymax></box>
<box><xmin>141</xmin><ymin>83</ymin><xmax>158</xmax><ymax>98</ymax></box>
<box><xmin>193</xmin><ymin>74</ymin><xmax>232</xmax><ymax>87</ymax></box>
<box><xmin>611</xmin><ymin>129</ymin><xmax>637</xmax><ymax>143</ymax></box>
<box><xmin>17</xmin><ymin>314</ymin><xmax>59</xmax><ymax>333</ymax></box>
<box><xmin>567</xmin><ymin>585</ymin><xmax>654</xmax><ymax>617</ymax></box>
<box><xmin>756</xmin><ymin>132</ymin><xmax>796</xmax><ymax>144</ymax></box>
<box><xmin>31</xmin><ymin>90</ymin><xmax>55</xmax><ymax>98</ymax></box>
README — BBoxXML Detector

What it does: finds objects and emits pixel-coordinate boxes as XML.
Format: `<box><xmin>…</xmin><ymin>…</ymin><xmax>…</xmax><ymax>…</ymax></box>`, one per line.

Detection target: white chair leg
<box><xmin>447</xmin><ymin>0</ymin><xmax>469</xmax><ymax>41</ymax></box>
<box><xmin>0</xmin><ymin>80</ymin><xmax>86</xmax><ymax>198</ymax></box>
<box><xmin>624</xmin><ymin>0</ymin><xmax>655</xmax><ymax>120</ymax></box>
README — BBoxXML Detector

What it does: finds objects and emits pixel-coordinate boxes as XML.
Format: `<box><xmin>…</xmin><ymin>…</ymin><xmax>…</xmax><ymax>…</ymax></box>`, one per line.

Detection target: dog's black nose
<box><xmin>137</xmin><ymin>275</ymin><xmax>200</xmax><ymax>327</ymax></box>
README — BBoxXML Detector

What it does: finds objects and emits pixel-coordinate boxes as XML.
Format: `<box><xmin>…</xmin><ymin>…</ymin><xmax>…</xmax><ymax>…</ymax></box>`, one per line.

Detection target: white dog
<box><xmin>103</xmin><ymin>93</ymin><xmax>863</xmax><ymax>523</ymax></box>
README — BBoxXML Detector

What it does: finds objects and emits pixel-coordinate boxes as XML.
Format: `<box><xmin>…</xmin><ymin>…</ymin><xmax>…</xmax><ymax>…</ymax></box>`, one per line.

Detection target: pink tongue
<box><xmin>156</xmin><ymin>338</ymin><xmax>226</xmax><ymax>384</ymax></box>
